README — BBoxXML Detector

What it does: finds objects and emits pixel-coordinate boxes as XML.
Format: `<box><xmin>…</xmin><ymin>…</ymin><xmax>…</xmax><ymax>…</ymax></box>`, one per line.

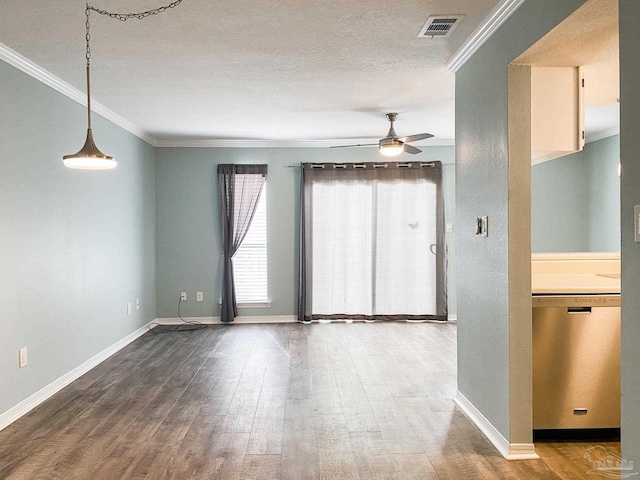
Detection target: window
<box><xmin>233</xmin><ymin>186</ymin><xmax>268</xmax><ymax>304</ymax></box>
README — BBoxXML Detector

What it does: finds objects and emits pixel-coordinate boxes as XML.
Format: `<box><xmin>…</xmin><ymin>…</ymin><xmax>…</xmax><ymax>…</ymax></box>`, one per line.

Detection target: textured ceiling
<box><xmin>0</xmin><ymin>0</ymin><xmax>500</xmax><ymax>144</ymax></box>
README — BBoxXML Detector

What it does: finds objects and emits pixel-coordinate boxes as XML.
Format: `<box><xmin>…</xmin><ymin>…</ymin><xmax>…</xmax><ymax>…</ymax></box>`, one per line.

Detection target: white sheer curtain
<box><xmin>299</xmin><ymin>162</ymin><xmax>446</xmax><ymax>322</ymax></box>
<box><xmin>375</xmin><ymin>180</ymin><xmax>437</xmax><ymax>315</ymax></box>
<box><xmin>311</xmin><ymin>181</ymin><xmax>373</xmax><ymax>315</ymax></box>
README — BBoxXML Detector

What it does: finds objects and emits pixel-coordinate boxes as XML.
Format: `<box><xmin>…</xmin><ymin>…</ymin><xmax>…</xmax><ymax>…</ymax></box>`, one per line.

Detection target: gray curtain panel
<box><xmin>298</xmin><ymin>161</ymin><xmax>447</xmax><ymax>322</ymax></box>
<box><xmin>218</xmin><ymin>164</ymin><xmax>268</xmax><ymax>323</ymax></box>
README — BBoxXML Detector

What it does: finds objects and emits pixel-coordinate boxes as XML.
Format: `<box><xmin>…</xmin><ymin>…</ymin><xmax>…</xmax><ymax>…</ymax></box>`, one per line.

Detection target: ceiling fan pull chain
<box><xmin>87</xmin><ymin>0</ymin><xmax>185</xmax><ymax>22</ymax></box>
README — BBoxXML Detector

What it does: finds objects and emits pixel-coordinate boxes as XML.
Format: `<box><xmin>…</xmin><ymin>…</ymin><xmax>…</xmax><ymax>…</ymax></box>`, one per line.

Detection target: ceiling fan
<box><xmin>331</xmin><ymin>113</ymin><xmax>434</xmax><ymax>156</ymax></box>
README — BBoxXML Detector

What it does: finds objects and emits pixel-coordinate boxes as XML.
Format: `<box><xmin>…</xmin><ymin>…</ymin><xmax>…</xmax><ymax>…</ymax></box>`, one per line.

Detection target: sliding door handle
<box><xmin>430</xmin><ymin>244</ymin><xmax>437</xmax><ymax>255</ymax></box>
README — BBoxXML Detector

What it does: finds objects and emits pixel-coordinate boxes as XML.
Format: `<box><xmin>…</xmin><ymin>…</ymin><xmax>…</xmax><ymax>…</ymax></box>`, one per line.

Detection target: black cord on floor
<box><xmin>148</xmin><ymin>295</ymin><xmax>208</xmax><ymax>333</ymax></box>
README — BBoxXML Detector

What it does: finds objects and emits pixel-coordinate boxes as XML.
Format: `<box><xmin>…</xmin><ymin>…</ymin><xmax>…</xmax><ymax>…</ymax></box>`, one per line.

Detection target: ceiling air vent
<box><xmin>418</xmin><ymin>15</ymin><xmax>465</xmax><ymax>38</ymax></box>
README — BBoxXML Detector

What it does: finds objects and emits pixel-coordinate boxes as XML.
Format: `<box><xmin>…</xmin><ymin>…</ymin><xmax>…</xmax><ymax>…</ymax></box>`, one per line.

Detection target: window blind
<box><xmin>233</xmin><ymin>186</ymin><xmax>268</xmax><ymax>303</ymax></box>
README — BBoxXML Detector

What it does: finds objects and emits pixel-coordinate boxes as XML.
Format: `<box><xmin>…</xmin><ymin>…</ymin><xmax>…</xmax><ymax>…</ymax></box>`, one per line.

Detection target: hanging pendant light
<box><xmin>63</xmin><ymin>1</ymin><xmax>185</xmax><ymax>170</ymax></box>
<box><xmin>63</xmin><ymin>4</ymin><xmax>116</xmax><ymax>170</ymax></box>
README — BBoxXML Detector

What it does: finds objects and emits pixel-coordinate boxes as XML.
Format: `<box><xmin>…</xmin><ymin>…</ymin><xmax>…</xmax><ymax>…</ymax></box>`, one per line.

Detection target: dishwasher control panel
<box><xmin>532</xmin><ymin>295</ymin><xmax>620</xmax><ymax>307</ymax></box>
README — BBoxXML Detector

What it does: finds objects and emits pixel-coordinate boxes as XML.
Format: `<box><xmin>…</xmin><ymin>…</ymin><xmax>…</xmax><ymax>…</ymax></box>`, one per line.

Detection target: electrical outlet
<box><xmin>127</xmin><ymin>302</ymin><xmax>132</xmax><ymax>315</ymax></box>
<box><xmin>446</xmin><ymin>223</ymin><xmax>454</xmax><ymax>233</ymax></box>
<box><xmin>196</xmin><ymin>291</ymin><xmax>204</xmax><ymax>302</ymax></box>
<box><xmin>19</xmin><ymin>347</ymin><xmax>27</xmax><ymax>368</ymax></box>
<box><xmin>136</xmin><ymin>299</ymin><xmax>140</xmax><ymax>310</ymax></box>
<box><xmin>180</xmin><ymin>292</ymin><xmax>187</xmax><ymax>301</ymax></box>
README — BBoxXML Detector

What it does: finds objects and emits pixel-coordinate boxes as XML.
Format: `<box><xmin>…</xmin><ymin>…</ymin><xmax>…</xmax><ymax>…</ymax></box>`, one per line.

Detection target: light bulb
<box><xmin>379</xmin><ymin>144</ymin><xmax>404</xmax><ymax>157</ymax></box>
<box><xmin>63</xmin><ymin>156</ymin><xmax>117</xmax><ymax>170</ymax></box>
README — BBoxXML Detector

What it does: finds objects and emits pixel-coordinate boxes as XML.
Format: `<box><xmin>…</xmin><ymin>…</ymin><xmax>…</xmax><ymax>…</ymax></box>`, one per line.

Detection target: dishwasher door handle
<box><xmin>568</xmin><ymin>307</ymin><xmax>592</xmax><ymax>314</ymax></box>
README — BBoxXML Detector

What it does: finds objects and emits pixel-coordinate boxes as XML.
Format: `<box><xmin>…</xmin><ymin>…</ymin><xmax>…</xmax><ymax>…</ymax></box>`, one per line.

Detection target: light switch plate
<box><xmin>19</xmin><ymin>347</ymin><xmax>27</xmax><ymax>368</ymax></box>
<box><xmin>635</xmin><ymin>206</ymin><xmax>640</xmax><ymax>243</ymax></box>
<box><xmin>480</xmin><ymin>216</ymin><xmax>489</xmax><ymax>237</ymax></box>
<box><xmin>475</xmin><ymin>217</ymin><xmax>489</xmax><ymax>236</ymax></box>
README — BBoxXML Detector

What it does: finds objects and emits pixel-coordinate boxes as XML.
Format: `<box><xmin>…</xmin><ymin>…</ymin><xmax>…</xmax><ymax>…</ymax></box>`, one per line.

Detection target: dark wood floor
<box><xmin>0</xmin><ymin>322</ymin><xmax>620</xmax><ymax>479</ymax></box>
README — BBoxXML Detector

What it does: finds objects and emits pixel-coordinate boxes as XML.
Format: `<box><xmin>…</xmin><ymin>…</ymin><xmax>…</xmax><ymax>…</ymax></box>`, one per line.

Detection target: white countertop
<box><xmin>532</xmin><ymin>274</ymin><xmax>621</xmax><ymax>295</ymax></box>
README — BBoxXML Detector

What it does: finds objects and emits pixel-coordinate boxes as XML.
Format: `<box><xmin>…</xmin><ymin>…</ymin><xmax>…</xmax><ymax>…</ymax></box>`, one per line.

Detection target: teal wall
<box><xmin>532</xmin><ymin>152</ymin><xmax>588</xmax><ymax>252</ymax></box>
<box><xmin>155</xmin><ymin>146</ymin><xmax>456</xmax><ymax>319</ymax></box>
<box><xmin>0</xmin><ymin>60</ymin><xmax>157</xmax><ymax>415</ymax></box>
<box><xmin>531</xmin><ymin>135</ymin><xmax>620</xmax><ymax>253</ymax></box>
<box><xmin>586</xmin><ymin>135</ymin><xmax>620</xmax><ymax>251</ymax></box>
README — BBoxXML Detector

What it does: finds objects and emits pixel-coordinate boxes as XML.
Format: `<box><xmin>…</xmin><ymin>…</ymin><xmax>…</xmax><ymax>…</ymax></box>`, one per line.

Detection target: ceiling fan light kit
<box><xmin>333</xmin><ymin>112</ymin><xmax>434</xmax><ymax>157</ymax></box>
<box><xmin>379</xmin><ymin>138</ymin><xmax>404</xmax><ymax>157</ymax></box>
<box><xmin>379</xmin><ymin>113</ymin><xmax>404</xmax><ymax>156</ymax></box>
<box><xmin>63</xmin><ymin>1</ymin><xmax>184</xmax><ymax>170</ymax></box>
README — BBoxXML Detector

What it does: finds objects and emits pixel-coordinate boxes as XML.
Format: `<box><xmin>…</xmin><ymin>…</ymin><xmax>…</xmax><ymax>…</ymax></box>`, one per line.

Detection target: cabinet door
<box><xmin>531</xmin><ymin>67</ymin><xmax>585</xmax><ymax>164</ymax></box>
<box><xmin>533</xmin><ymin>306</ymin><xmax>620</xmax><ymax>430</ymax></box>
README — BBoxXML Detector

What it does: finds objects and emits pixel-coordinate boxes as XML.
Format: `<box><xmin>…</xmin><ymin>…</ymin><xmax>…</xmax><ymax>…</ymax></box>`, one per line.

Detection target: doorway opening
<box><xmin>508</xmin><ymin>0</ymin><xmax>621</xmax><ymax>449</ymax></box>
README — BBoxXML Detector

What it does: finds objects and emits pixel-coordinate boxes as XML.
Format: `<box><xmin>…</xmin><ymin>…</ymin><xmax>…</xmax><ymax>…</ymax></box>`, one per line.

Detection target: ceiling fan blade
<box><xmin>397</xmin><ymin>133</ymin><xmax>434</xmax><ymax>143</ymax></box>
<box><xmin>403</xmin><ymin>144</ymin><xmax>422</xmax><ymax>155</ymax></box>
<box><xmin>330</xmin><ymin>143</ymin><xmax>379</xmax><ymax>149</ymax></box>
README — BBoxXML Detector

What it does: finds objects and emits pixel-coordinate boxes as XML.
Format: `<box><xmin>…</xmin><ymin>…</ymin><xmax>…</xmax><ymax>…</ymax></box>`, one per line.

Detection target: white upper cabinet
<box><xmin>531</xmin><ymin>66</ymin><xmax>585</xmax><ymax>164</ymax></box>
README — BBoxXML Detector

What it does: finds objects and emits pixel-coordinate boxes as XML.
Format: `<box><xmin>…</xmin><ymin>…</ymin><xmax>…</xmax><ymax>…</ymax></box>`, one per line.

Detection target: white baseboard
<box><xmin>0</xmin><ymin>323</ymin><xmax>152</xmax><ymax>432</ymax></box>
<box><xmin>455</xmin><ymin>391</ymin><xmax>539</xmax><ymax>460</ymax></box>
<box><xmin>154</xmin><ymin>315</ymin><xmax>297</xmax><ymax>325</ymax></box>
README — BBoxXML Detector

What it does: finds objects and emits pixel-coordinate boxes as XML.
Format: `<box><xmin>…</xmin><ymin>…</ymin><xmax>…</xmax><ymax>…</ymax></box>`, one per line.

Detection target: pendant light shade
<box><xmin>63</xmin><ymin>128</ymin><xmax>117</xmax><ymax>170</ymax></box>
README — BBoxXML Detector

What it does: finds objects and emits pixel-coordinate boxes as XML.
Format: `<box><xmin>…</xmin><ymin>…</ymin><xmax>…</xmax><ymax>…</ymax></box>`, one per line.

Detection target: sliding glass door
<box><xmin>299</xmin><ymin>162</ymin><xmax>446</xmax><ymax>322</ymax></box>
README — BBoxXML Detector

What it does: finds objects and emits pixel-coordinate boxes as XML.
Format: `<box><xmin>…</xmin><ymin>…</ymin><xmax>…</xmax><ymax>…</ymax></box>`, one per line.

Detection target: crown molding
<box><xmin>154</xmin><ymin>138</ymin><xmax>456</xmax><ymax>148</ymax></box>
<box><xmin>447</xmin><ymin>0</ymin><xmax>526</xmax><ymax>73</ymax></box>
<box><xmin>0</xmin><ymin>41</ymin><xmax>157</xmax><ymax>146</ymax></box>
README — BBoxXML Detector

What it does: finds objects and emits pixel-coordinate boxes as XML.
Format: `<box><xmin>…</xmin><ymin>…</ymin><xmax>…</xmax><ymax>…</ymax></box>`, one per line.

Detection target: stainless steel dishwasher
<box><xmin>532</xmin><ymin>294</ymin><xmax>620</xmax><ymax>431</ymax></box>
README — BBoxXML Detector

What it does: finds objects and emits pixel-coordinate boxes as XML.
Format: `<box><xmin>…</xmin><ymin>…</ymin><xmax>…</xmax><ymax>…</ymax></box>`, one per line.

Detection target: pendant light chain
<box><xmin>85</xmin><ymin>4</ymin><xmax>92</xmax><ymax>129</ymax></box>
<box><xmin>87</xmin><ymin>0</ymin><xmax>185</xmax><ymax>22</ymax></box>
<box><xmin>85</xmin><ymin>5</ymin><xmax>91</xmax><ymax>68</ymax></box>
<box><xmin>82</xmin><ymin>0</ymin><xmax>184</xmax><ymax>129</ymax></box>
